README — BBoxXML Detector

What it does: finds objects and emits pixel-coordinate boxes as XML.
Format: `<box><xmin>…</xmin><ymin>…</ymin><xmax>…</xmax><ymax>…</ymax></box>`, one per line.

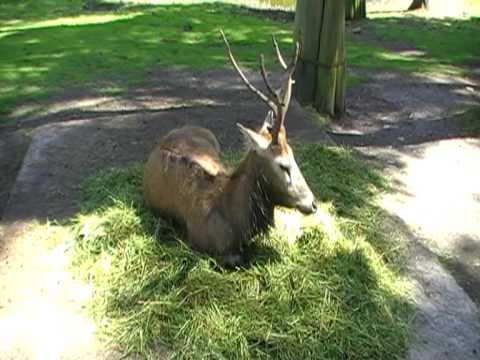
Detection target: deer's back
<box><xmin>144</xmin><ymin>126</ymin><xmax>226</xmax><ymax>226</ymax></box>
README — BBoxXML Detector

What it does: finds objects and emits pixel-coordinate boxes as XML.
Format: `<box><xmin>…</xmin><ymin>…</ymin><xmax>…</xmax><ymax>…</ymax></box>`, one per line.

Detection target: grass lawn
<box><xmin>0</xmin><ymin>2</ymin><xmax>290</xmax><ymax>118</ymax></box>
<box><xmin>67</xmin><ymin>144</ymin><xmax>412</xmax><ymax>359</ymax></box>
<box><xmin>358</xmin><ymin>16</ymin><xmax>480</xmax><ymax>71</ymax></box>
<box><xmin>1</xmin><ymin>0</ymin><xmax>478</xmax><ymax>120</ymax></box>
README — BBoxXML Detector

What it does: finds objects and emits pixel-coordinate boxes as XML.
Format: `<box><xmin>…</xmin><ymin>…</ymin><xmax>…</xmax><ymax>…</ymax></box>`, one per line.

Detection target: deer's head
<box><xmin>221</xmin><ymin>31</ymin><xmax>317</xmax><ymax>215</ymax></box>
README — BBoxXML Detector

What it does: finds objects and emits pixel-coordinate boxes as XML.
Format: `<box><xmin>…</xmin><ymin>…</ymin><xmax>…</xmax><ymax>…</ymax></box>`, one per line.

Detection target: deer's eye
<box><xmin>279</xmin><ymin>163</ymin><xmax>291</xmax><ymax>176</ymax></box>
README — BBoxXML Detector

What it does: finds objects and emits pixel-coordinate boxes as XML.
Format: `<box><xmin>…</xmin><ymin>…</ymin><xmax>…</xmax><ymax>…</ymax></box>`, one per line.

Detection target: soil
<box><xmin>0</xmin><ymin>63</ymin><xmax>479</xmax><ymax>358</ymax></box>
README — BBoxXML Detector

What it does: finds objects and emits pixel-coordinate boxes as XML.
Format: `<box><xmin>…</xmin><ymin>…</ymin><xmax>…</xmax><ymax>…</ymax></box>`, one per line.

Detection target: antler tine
<box><xmin>272</xmin><ymin>35</ymin><xmax>288</xmax><ymax>70</ymax></box>
<box><xmin>270</xmin><ymin>103</ymin><xmax>284</xmax><ymax>145</ymax></box>
<box><xmin>220</xmin><ymin>30</ymin><xmax>277</xmax><ymax>112</ymax></box>
<box><xmin>260</xmin><ymin>54</ymin><xmax>282</xmax><ymax>105</ymax></box>
<box><xmin>260</xmin><ymin>54</ymin><xmax>283</xmax><ymax>145</ymax></box>
<box><xmin>278</xmin><ymin>41</ymin><xmax>300</xmax><ymax>110</ymax></box>
<box><xmin>288</xmin><ymin>41</ymin><xmax>301</xmax><ymax>75</ymax></box>
<box><xmin>271</xmin><ymin>41</ymin><xmax>300</xmax><ymax>144</ymax></box>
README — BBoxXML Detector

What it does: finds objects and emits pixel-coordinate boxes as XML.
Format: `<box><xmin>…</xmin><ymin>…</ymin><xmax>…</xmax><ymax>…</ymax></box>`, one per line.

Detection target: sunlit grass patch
<box><xmin>347</xmin><ymin>36</ymin><xmax>468</xmax><ymax>78</ymax></box>
<box><xmin>356</xmin><ymin>16</ymin><xmax>480</xmax><ymax>75</ymax></box>
<box><xmin>70</xmin><ymin>144</ymin><xmax>412</xmax><ymax>359</ymax></box>
<box><xmin>0</xmin><ymin>12</ymin><xmax>144</xmax><ymax>33</ymax></box>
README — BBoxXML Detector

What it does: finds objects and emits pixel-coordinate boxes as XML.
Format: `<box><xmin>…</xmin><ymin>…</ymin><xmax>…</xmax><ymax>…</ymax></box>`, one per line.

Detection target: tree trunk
<box><xmin>408</xmin><ymin>0</ymin><xmax>429</xmax><ymax>10</ymax></box>
<box><xmin>294</xmin><ymin>0</ymin><xmax>346</xmax><ymax>117</ymax></box>
<box><xmin>346</xmin><ymin>0</ymin><xmax>366</xmax><ymax>20</ymax></box>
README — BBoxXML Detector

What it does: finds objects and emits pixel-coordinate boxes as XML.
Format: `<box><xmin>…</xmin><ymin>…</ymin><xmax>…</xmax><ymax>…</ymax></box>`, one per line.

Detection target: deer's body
<box><xmin>144</xmin><ymin>32</ymin><xmax>316</xmax><ymax>267</ymax></box>
<box><xmin>144</xmin><ymin>126</ymin><xmax>225</xmax><ymax>226</ymax></box>
<box><xmin>144</xmin><ymin>126</ymin><xmax>275</xmax><ymax>265</ymax></box>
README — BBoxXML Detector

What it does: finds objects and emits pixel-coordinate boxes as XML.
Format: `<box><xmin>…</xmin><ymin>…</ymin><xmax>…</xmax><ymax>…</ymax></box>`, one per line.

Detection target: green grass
<box><xmin>0</xmin><ymin>2</ymin><xmax>293</xmax><ymax>118</ymax></box>
<box><xmin>2</xmin><ymin>0</ymin><xmax>477</xmax><ymax>121</ymax></box>
<box><xmin>361</xmin><ymin>16</ymin><xmax>480</xmax><ymax>71</ymax></box>
<box><xmin>0</xmin><ymin>0</ymin><xmax>86</xmax><ymax>24</ymax></box>
<box><xmin>70</xmin><ymin>144</ymin><xmax>412</xmax><ymax>359</ymax></box>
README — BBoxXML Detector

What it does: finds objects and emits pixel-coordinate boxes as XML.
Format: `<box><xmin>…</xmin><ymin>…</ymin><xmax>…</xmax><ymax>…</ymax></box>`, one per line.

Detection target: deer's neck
<box><xmin>221</xmin><ymin>151</ymin><xmax>274</xmax><ymax>241</ymax></box>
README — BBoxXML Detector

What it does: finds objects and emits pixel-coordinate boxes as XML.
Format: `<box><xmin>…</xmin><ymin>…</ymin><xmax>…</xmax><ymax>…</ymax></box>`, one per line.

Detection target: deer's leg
<box><xmin>206</xmin><ymin>212</ymin><xmax>245</xmax><ymax>267</ymax></box>
<box><xmin>186</xmin><ymin>212</ymin><xmax>244</xmax><ymax>267</ymax></box>
<box><xmin>221</xmin><ymin>253</ymin><xmax>245</xmax><ymax>268</ymax></box>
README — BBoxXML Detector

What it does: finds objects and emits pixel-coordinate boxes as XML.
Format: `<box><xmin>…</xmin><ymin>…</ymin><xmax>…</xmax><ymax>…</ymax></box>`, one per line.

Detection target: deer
<box><xmin>143</xmin><ymin>31</ymin><xmax>317</xmax><ymax>267</ymax></box>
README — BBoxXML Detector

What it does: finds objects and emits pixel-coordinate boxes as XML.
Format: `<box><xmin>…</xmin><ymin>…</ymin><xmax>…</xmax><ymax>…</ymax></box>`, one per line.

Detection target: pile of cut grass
<box><xmin>71</xmin><ymin>144</ymin><xmax>412</xmax><ymax>359</ymax></box>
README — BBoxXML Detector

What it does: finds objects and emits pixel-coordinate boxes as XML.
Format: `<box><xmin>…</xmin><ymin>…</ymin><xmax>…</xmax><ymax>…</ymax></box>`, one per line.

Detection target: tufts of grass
<box><xmin>454</xmin><ymin>106</ymin><xmax>480</xmax><ymax>136</ymax></box>
<box><xmin>71</xmin><ymin>144</ymin><xmax>412</xmax><ymax>359</ymax></box>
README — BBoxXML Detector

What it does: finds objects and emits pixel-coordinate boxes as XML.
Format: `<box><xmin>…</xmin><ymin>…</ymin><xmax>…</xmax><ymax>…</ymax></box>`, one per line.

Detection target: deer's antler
<box><xmin>269</xmin><ymin>41</ymin><xmax>300</xmax><ymax>144</ymax></box>
<box><xmin>220</xmin><ymin>30</ymin><xmax>278</xmax><ymax>114</ymax></box>
<box><xmin>220</xmin><ymin>30</ymin><xmax>300</xmax><ymax>145</ymax></box>
<box><xmin>272</xmin><ymin>35</ymin><xmax>288</xmax><ymax>70</ymax></box>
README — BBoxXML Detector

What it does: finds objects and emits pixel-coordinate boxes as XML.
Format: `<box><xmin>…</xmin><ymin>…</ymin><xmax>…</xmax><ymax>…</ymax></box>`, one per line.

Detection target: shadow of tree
<box><xmin>330</xmin><ymin>110</ymin><xmax>480</xmax><ymax>147</ymax></box>
<box><xmin>3</xmin><ymin>3</ymin><xmax>478</xmax><ymax>121</ymax></box>
<box><xmin>437</xmin><ymin>234</ymin><xmax>480</xmax><ymax>305</ymax></box>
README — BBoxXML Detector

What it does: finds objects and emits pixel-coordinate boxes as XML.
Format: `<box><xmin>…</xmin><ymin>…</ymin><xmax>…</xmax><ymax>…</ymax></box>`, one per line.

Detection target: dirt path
<box><xmin>330</xmin><ymin>69</ymin><xmax>480</xmax><ymax>359</ymax></box>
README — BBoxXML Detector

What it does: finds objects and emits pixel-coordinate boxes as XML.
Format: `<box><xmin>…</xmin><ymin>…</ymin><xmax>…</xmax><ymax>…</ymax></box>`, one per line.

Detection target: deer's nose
<box><xmin>297</xmin><ymin>200</ymin><xmax>317</xmax><ymax>215</ymax></box>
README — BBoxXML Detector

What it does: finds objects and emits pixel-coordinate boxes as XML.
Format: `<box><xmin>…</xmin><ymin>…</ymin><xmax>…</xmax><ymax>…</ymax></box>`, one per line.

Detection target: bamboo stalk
<box><xmin>314</xmin><ymin>0</ymin><xmax>346</xmax><ymax>116</ymax></box>
<box><xmin>293</xmin><ymin>0</ymin><xmax>324</xmax><ymax>104</ymax></box>
<box><xmin>346</xmin><ymin>0</ymin><xmax>366</xmax><ymax>20</ymax></box>
<box><xmin>294</xmin><ymin>0</ymin><xmax>346</xmax><ymax>118</ymax></box>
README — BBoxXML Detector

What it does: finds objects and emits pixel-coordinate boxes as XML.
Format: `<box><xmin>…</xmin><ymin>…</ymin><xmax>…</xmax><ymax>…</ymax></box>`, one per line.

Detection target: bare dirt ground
<box><xmin>0</xmin><ymin>64</ymin><xmax>479</xmax><ymax>359</ymax></box>
<box><xmin>330</xmin><ymin>69</ymin><xmax>480</xmax><ymax>359</ymax></box>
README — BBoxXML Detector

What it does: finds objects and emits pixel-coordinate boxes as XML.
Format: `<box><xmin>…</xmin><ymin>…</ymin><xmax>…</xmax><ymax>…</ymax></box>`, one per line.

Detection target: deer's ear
<box><xmin>237</xmin><ymin>123</ymin><xmax>269</xmax><ymax>150</ymax></box>
<box><xmin>262</xmin><ymin>110</ymin><xmax>275</xmax><ymax>132</ymax></box>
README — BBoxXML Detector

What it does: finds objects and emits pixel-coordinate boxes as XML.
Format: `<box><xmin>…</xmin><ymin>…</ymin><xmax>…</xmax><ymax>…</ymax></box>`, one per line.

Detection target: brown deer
<box><xmin>143</xmin><ymin>31</ymin><xmax>316</xmax><ymax>267</ymax></box>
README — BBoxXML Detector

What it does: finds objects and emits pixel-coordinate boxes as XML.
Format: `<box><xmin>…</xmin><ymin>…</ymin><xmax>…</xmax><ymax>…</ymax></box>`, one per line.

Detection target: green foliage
<box><xmin>71</xmin><ymin>145</ymin><xmax>412</xmax><ymax>359</ymax></box>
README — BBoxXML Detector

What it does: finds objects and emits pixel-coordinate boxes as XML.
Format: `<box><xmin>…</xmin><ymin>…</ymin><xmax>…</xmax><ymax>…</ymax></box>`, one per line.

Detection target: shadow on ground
<box><xmin>0</xmin><ymin>67</ymin><xmax>330</xmax><ymax>224</ymax></box>
<box><xmin>329</xmin><ymin>70</ymin><xmax>479</xmax><ymax>148</ymax></box>
<box><xmin>438</xmin><ymin>234</ymin><xmax>480</xmax><ymax>305</ymax></box>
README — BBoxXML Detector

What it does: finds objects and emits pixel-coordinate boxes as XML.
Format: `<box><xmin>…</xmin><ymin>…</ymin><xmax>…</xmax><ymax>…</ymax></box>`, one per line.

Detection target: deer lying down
<box><xmin>144</xmin><ymin>32</ymin><xmax>316</xmax><ymax>267</ymax></box>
